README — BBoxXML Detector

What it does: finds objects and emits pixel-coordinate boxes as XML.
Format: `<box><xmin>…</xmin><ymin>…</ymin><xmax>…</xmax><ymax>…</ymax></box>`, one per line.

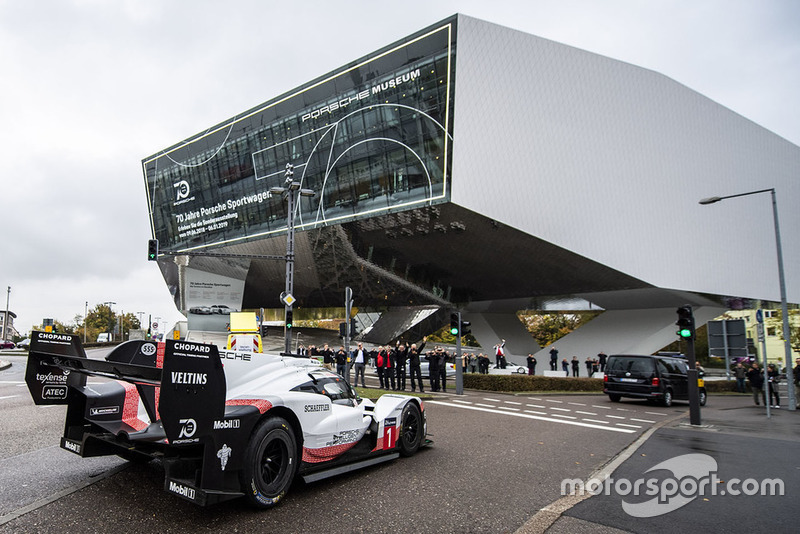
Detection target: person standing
<box><xmin>394</xmin><ymin>341</ymin><xmax>409</xmax><ymax>391</ymax></box>
<box><xmin>733</xmin><ymin>362</ymin><xmax>747</xmax><ymax>393</ymax></box>
<box><xmin>479</xmin><ymin>353</ymin><xmax>489</xmax><ymax>374</ymax></box>
<box><xmin>320</xmin><ymin>343</ymin><xmax>334</xmax><ymax>371</ymax></box>
<box><xmin>571</xmin><ymin>356</ymin><xmax>580</xmax><ymax>377</ymax></box>
<box><xmin>335</xmin><ymin>347</ymin><xmax>347</xmax><ymax>377</ymax></box>
<box><xmin>766</xmin><ymin>363</ymin><xmax>781</xmax><ymax>408</ymax></box>
<box><xmin>385</xmin><ymin>345</ymin><xmax>396</xmax><ymax>390</ymax></box>
<box><xmin>352</xmin><ymin>343</ymin><xmax>367</xmax><ymax>388</ymax></box>
<box><xmin>585</xmin><ymin>357</ymin><xmax>593</xmax><ymax>377</ymax></box>
<box><xmin>746</xmin><ymin>362</ymin><xmax>765</xmax><ymax>406</ymax></box>
<box><xmin>376</xmin><ymin>347</ymin><xmax>387</xmax><ymax>389</ymax></box>
<box><xmin>793</xmin><ymin>358</ymin><xmax>800</xmax><ymax>403</ymax></box>
<box><xmin>494</xmin><ymin>340</ymin><xmax>506</xmax><ymax>368</ymax></box>
<box><xmin>561</xmin><ymin>358</ymin><xmax>569</xmax><ymax>377</ymax></box>
<box><xmin>437</xmin><ymin>348</ymin><xmax>449</xmax><ymax>392</ymax></box>
<box><xmin>426</xmin><ymin>348</ymin><xmax>441</xmax><ymax>391</ymax></box>
<box><xmin>597</xmin><ymin>352</ymin><xmax>607</xmax><ymax>372</ymax></box>
<box><xmin>526</xmin><ymin>354</ymin><xmax>537</xmax><ymax>375</ymax></box>
<box><xmin>549</xmin><ymin>346</ymin><xmax>559</xmax><ymax>371</ymax></box>
<box><xmin>408</xmin><ymin>337</ymin><xmax>426</xmax><ymax>393</ymax></box>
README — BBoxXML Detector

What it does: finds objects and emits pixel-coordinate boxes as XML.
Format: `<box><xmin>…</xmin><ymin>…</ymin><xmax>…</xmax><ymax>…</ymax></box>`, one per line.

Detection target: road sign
<box><xmin>757</xmin><ymin>323</ymin><xmax>765</xmax><ymax>343</ymax></box>
<box><xmin>756</xmin><ymin>309</ymin><xmax>763</xmax><ymax>323</ymax></box>
<box><xmin>280</xmin><ymin>292</ymin><xmax>296</xmax><ymax>307</ymax></box>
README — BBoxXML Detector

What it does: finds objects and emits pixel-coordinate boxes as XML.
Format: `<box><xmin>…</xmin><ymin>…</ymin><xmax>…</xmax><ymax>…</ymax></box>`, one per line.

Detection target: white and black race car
<box><xmin>25</xmin><ymin>332</ymin><xmax>429</xmax><ymax>508</ymax></box>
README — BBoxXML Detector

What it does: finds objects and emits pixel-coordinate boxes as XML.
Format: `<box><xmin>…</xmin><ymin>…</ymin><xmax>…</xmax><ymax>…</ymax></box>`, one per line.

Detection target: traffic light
<box><xmin>147</xmin><ymin>239</ymin><xmax>159</xmax><ymax>261</ymax></box>
<box><xmin>676</xmin><ymin>305</ymin><xmax>695</xmax><ymax>339</ymax></box>
<box><xmin>285</xmin><ymin>310</ymin><xmax>293</xmax><ymax>329</ymax></box>
<box><xmin>350</xmin><ymin>320</ymin><xmax>358</xmax><ymax>338</ymax></box>
<box><xmin>450</xmin><ymin>313</ymin><xmax>460</xmax><ymax>336</ymax></box>
<box><xmin>338</xmin><ymin>322</ymin><xmax>347</xmax><ymax>338</ymax></box>
<box><xmin>461</xmin><ymin>320</ymin><xmax>471</xmax><ymax>336</ymax></box>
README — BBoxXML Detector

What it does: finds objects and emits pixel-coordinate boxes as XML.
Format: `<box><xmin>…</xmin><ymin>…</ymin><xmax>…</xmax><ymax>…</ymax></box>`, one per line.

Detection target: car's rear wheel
<box><xmin>608</xmin><ymin>394</ymin><xmax>621</xmax><ymax>402</ymax></box>
<box><xmin>240</xmin><ymin>416</ymin><xmax>298</xmax><ymax>509</ymax></box>
<box><xmin>662</xmin><ymin>389</ymin><xmax>673</xmax><ymax>407</ymax></box>
<box><xmin>398</xmin><ymin>402</ymin><xmax>423</xmax><ymax>457</ymax></box>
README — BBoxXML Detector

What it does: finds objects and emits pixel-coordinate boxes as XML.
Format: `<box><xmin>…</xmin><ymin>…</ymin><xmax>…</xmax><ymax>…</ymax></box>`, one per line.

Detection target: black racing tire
<box><xmin>662</xmin><ymin>389</ymin><xmax>673</xmax><ymax>407</ymax></box>
<box><xmin>398</xmin><ymin>402</ymin><xmax>423</xmax><ymax>457</ymax></box>
<box><xmin>699</xmin><ymin>388</ymin><xmax>707</xmax><ymax>406</ymax></box>
<box><xmin>240</xmin><ymin>416</ymin><xmax>298</xmax><ymax>509</ymax></box>
<box><xmin>608</xmin><ymin>394</ymin><xmax>621</xmax><ymax>402</ymax></box>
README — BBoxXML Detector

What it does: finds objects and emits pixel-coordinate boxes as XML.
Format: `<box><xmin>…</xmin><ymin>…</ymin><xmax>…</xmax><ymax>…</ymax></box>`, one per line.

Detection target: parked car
<box><xmin>603</xmin><ymin>354</ymin><xmax>707</xmax><ymax>407</ymax></box>
<box><xmin>16</xmin><ymin>338</ymin><xmax>31</xmax><ymax>349</ymax></box>
<box><xmin>0</xmin><ymin>340</ymin><xmax>15</xmax><ymax>349</ymax></box>
<box><xmin>189</xmin><ymin>305</ymin><xmax>212</xmax><ymax>315</ymax></box>
<box><xmin>488</xmin><ymin>362</ymin><xmax>528</xmax><ymax>375</ymax></box>
<box><xmin>210</xmin><ymin>304</ymin><xmax>235</xmax><ymax>315</ymax></box>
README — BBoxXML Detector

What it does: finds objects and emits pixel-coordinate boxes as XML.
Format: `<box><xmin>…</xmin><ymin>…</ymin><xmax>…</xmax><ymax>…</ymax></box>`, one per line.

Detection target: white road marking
<box><xmin>615</xmin><ymin>408</ymin><xmax>632</xmax><ymax>412</ymax></box>
<box><xmin>646</xmin><ymin>412</ymin><xmax>668</xmax><ymax>416</ymax></box>
<box><xmin>551</xmin><ymin>414</ymin><xmax>577</xmax><ymax>420</ymax></box>
<box><xmin>526</xmin><ymin>404</ymin><xmax>546</xmax><ymax>408</ymax></box>
<box><xmin>452</xmin><ymin>399</ymin><xmax>473</xmax><ymax>405</ymax></box>
<box><xmin>582</xmin><ymin>418</ymin><xmax>610</xmax><ymax>424</ymax></box>
<box><xmin>575</xmin><ymin>411</ymin><xmax>597</xmax><ymax>416</ymax></box>
<box><xmin>0</xmin><ymin>395</ymin><xmax>20</xmax><ymax>400</ymax></box>
<box><xmin>546</xmin><ymin>399</ymin><xmax>564</xmax><ymax>403</ymax></box>
<box><xmin>428</xmin><ymin>401</ymin><xmax>635</xmax><ymax>434</ymax></box>
<box><xmin>550</xmin><ymin>407</ymin><xmax>571</xmax><ymax>412</ymax></box>
<box><xmin>630</xmin><ymin>418</ymin><xmax>656</xmax><ymax>424</ymax></box>
<box><xmin>475</xmin><ymin>403</ymin><xmax>496</xmax><ymax>408</ymax></box>
<box><xmin>499</xmin><ymin>406</ymin><xmax>521</xmax><ymax>412</ymax></box>
<box><xmin>568</xmin><ymin>402</ymin><xmax>586</xmax><ymax>406</ymax></box>
<box><xmin>616</xmin><ymin>423</ymin><xmax>643</xmax><ymax>429</ymax></box>
<box><xmin>591</xmin><ymin>405</ymin><xmax>612</xmax><ymax>410</ymax></box>
<box><xmin>527</xmin><ymin>397</ymin><xmax>542</xmax><ymax>401</ymax></box>
<box><xmin>483</xmin><ymin>398</ymin><xmax>502</xmax><ymax>402</ymax></box>
<box><xmin>606</xmin><ymin>415</ymin><xmax>626</xmax><ymax>420</ymax></box>
<box><xmin>504</xmin><ymin>400</ymin><xmax>522</xmax><ymax>405</ymax></box>
<box><xmin>525</xmin><ymin>410</ymin><xmax>547</xmax><ymax>415</ymax></box>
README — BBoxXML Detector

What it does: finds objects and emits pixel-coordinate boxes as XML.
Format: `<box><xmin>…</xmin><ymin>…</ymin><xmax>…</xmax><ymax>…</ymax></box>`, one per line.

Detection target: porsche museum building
<box><xmin>143</xmin><ymin>14</ymin><xmax>800</xmax><ymax>361</ymax></box>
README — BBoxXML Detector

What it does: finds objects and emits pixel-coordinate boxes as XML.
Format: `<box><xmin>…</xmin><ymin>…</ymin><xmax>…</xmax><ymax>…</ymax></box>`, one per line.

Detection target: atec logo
<box><xmin>178</xmin><ymin>418</ymin><xmax>197</xmax><ymax>438</ymax></box>
<box><xmin>174</xmin><ymin>180</ymin><xmax>190</xmax><ymax>201</ymax></box>
<box><xmin>561</xmin><ymin>453</ymin><xmax>784</xmax><ymax>518</ymax></box>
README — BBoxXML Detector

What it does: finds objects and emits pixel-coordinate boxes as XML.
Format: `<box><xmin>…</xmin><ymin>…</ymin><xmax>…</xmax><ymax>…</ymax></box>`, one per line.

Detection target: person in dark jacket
<box><xmin>746</xmin><ymin>362</ymin><xmax>765</xmax><ymax>406</ymax></box>
<box><xmin>436</xmin><ymin>348</ymin><xmax>449</xmax><ymax>392</ymax></box>
<box><xmin>571</xmin><ymin>357</ymin><xmax>580</xmax><ymax>377</ymax></box>
<box><xmin>394</xmin><ymin>341</ymin><xmax>409</xmax><ymax>391</ymax></box>
<box><xmin>335</xmin><ymin>347</ymin><xmax>347</xmax><ymax>376</ymax></box>
<box><xmin>426</xmin><ymin>348</ymin><xmax>441</xmax><ymax>391</ymax></box>
<box><xmin>319</xmin><ymin>344</ymin><xmax>334</xmax><ymax>371</ymax></box>
<box><xmin>561</xmin><ymin>358</ymin><xmax>569</xmax><ymax>377</ymax></box>
<box><xmin>549</xmin><ymin>347</ymin><xmax>559</xmax><ymax>371</ymax></box>
<box><xmin>408</xmin><ymin>337</ymin><xmax>427</xmax><ymax>393</ymax></box>
<box><xmin>766</xmin><ymin>363</ymin><xmax>781</xmax><ymax>408</ymax></box>
<box><xmin>526</xmin><ymin>354</ymin><xmax>537</xmax><ymax>375</ymax></box>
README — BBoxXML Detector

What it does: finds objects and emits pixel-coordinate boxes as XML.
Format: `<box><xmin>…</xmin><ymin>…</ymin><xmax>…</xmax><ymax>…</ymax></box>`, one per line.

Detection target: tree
<box><xmin>518</xmin><ymin>311</ymin><xmax>602</xmax><ymax>348</ymax></box>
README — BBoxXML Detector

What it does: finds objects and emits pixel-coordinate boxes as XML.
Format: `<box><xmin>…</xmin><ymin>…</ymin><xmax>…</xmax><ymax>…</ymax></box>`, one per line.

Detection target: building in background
<box><xmin>142</xmin><ymin>14</ymin><xmax>800</xmax><ymax>361</ymax></box>
<box><xmin>0</xmin><ymin>310</ymin><xmax>18</xmax><ymax>341</ymax></box>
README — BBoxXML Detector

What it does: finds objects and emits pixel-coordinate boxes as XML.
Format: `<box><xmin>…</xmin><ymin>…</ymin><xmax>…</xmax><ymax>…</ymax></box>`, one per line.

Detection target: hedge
<box><xmin>462</xmin><ymin>373</ymin><xmax>742</xmax><ymax>393</ymax></box>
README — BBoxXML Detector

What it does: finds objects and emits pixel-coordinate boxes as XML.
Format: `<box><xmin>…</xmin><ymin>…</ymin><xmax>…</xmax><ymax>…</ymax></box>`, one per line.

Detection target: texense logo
<box><xmin>174</xmin><ymin>180</ymin><xmax>190</xmax><ymax>201</ymax></box>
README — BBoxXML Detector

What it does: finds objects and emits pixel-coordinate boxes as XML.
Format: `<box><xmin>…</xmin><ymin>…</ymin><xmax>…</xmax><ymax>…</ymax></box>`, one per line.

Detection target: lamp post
<box><xmin>700</xmin><ymin>188</ymin><xmax>796</xmax><ymax>410</ymax></box>
<box><xmin>270</xmin><ymin>163</ymin><xmax>315</xmax><ymax>354</ymax></box>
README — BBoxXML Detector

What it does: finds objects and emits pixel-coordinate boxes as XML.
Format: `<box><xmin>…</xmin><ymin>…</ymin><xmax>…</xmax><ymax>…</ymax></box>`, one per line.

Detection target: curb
<box><xmin>0</xmin><ymin>360</ymin><xmax>11</xmax><ymax>371</ymax></box>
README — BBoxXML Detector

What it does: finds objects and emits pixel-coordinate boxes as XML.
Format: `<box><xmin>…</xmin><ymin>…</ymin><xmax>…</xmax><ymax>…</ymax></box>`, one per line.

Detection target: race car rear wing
<box><xmin>25</xmin><ymin>332</ymin><xmax>227</xmax><ymax>444</ymax></box>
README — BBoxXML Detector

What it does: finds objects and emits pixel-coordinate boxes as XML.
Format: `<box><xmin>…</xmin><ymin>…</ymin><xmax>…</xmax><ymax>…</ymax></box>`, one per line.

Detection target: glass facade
<box><xmin>143</xmin><ymin>19</ymin><xmax>457</xmax><ymax>253</ymax></box>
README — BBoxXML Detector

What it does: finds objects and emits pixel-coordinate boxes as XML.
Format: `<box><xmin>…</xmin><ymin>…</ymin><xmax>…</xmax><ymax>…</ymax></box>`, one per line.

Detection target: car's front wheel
<box><xmin>240</xmin><ymin>416</ymin><xmax>298</xmax><ymax>509</ymax></box>
<box><xmin>398</xmin><ymin>402</ymin><xmax>423</xmax><ymax>457</ymax></box>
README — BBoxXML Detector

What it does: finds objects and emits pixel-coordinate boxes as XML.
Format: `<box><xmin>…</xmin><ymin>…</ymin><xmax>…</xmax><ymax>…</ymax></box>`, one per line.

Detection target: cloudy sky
<box><xmin>1</xmin><ymin>0</ymin><xmax>798</xmax><ymax>334</ymax></box>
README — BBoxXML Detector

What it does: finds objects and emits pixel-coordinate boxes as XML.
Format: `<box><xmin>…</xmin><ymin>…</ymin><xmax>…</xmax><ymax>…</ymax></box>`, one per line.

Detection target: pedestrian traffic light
<box><xmin>338</xmin><ymin>322</ymin><xmax>347</xmax><ymax>338</ymax></box>
<box><xmin>285</xmin><ymin>310</ymin><xmax>293</xmax><ymax>329</ymax></box>
<box><xmin>350</xmin><ymin>320</ymin><xmax>358</xmax><ymax>337</ymax></box>
<box><xmin>450</xmin><ymin>313</ymin><xmax>460</xmax><ymax>335</ymax></box>
<box><xmin>461</xmin><ymin>320</ymin><xmax>471</xmax><ymax>336</ymax></box>
<box><xmin>676</xmin><ymin>305</ymin><xmax>695</xmax><ymax>339</ymax></box>
<box><xmin>147</xmin><ymin>239</ymin><xmax>159</xmax><ymax>261</ymax></box>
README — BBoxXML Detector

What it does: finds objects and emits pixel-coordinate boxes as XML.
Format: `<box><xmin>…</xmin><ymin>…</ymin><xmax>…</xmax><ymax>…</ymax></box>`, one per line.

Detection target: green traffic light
<box><xmin>679</xmin><ymin>328</ymin><xmax>692</xmax><ymax>338</ymax></box>
<box><xmin>450</xmin><ymin>327</ymin><xmax>459</xmax><ymax>335</ymax></box>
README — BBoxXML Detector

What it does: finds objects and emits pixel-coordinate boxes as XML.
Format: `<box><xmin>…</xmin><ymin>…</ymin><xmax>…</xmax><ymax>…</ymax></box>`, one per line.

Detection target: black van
<box><xmin>603</xmin><ymin>354</ymin><xmax>706</xmax><ymax>407</ymax></box>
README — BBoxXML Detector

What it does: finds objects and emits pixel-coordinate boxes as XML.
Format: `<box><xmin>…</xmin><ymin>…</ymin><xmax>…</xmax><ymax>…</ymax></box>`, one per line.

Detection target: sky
<box><xmin>1</xmin><ymin>0</ymin><xmax>798</xmax><ymax>335</ymax></box>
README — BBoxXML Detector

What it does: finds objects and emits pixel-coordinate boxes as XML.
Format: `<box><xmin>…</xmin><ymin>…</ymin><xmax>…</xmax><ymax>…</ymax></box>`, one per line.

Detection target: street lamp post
<box><xmin>700</xmin><ymin>188</ymin><xmax>796</xmax><ymax>410</ymax></box>
<box><xmin>270</xmin><ymin>163</ymin><xmax>315</xmax><ymax>354</ymax></box>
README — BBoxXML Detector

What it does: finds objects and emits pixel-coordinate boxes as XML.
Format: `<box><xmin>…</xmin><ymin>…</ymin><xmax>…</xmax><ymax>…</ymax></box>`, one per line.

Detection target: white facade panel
<box><xmin>452</xmin><ymin>15</ymin><xmax>800</xmax><ymax>304</ymax></box>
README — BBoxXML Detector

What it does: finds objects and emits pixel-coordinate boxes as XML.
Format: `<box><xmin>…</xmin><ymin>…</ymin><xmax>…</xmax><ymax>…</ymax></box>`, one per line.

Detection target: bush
<box><xmin>463</xmin><ymin>373</ymin><xmax>604</xmax><ymax>392</ymax></box>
